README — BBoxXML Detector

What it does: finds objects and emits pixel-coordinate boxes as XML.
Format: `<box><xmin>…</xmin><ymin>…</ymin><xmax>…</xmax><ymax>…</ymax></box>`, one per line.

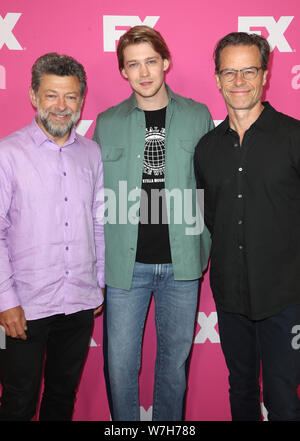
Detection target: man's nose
<box><xmin>233</xmin><ymin>71</ymin><xmax>246</xmax><ymax>86</ymax></box>
<box><xmin>140</xmin><ymin>63</ymin><xmax>150</xmax><ymax>76</ymax></box>
<box><xmin>56</xmin><ymin>96</ymin><xmax>67</xmax><ymax>110</ymax></box>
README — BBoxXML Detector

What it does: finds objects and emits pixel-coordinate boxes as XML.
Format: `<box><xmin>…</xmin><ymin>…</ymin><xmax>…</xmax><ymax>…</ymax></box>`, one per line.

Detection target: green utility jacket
<box><xmin>93</xmin><ymin>85</ymin><xmax>214</xmax><ymax>290</ymax></box>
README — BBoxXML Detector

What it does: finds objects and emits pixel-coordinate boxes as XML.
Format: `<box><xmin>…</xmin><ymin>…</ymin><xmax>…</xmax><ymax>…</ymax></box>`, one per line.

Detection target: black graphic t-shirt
<box><xmin>136</xmin><ymin>107</ymin><xmax>172</xmax><ymax>263</ymax></box>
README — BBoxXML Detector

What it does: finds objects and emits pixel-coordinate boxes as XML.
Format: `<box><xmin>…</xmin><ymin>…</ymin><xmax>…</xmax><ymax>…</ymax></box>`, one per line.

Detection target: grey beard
<box><xmin>38</xmin><ymin>109</ymin><xmax>81</xmax><ymax>138</ymax></box>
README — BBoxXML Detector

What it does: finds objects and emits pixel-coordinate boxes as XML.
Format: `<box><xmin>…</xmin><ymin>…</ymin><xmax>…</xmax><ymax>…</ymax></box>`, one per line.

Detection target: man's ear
<box><xmin>29</xmin><ymin>87</ymin><xmax>37</xmax><ymax>108</ymax></box>
<box><xmin>121</xmin><ymin>68</ymin><xmax>128</xmax><ymax>79</ymax></box>
<box><xmin>215</xmin><ymin>73</ymin><xmax>222</xmax><ymax>90</ymax></box>
<box><xmin>163</xmin><ymin>58</ymin><xmax>170</xmax><ymax>72</ymax></box>
<box><xmin>262</xmin><ymin>69</ymin><xmax>268</xmax><ymax>86</ymax></box>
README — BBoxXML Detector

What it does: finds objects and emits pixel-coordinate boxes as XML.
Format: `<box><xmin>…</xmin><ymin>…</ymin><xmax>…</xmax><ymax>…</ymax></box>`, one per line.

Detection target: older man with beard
<box><xmin>0</xmin><ymin>53</ymin><xmax>105</xmax><ymax>421</ymax></box>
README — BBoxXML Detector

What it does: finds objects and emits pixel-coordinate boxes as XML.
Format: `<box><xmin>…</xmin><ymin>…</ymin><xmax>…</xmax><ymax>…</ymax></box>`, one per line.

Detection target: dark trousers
<box><xmin>217</xmin><ymin>305</ymin><xmax>300</xmax><ymax>421</ymax></box>
<box><xmin>0</xmin><ymin>309</ymin><xmax>94</xmax><ymax>421</ymax></box>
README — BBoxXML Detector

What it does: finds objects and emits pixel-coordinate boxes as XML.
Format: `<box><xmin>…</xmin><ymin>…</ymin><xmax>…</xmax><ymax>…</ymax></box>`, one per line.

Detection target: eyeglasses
<box><xmin>218</xmin><ymin>66</ymin><xmax>262</xmax><ymax>82</ymax></box>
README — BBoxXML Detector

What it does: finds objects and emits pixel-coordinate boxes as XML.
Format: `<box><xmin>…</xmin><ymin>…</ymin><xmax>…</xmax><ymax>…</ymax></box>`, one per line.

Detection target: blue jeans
<box><xmin>103</xmin><ymin>262</ymin><xmax>199</xmax><ymax>421</ymax></box>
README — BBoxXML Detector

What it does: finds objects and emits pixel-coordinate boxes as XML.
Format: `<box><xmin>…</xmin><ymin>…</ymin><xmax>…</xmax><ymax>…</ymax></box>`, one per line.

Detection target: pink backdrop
<box><xmin>1</xmin><ymin>0</ymin><xmax>300</xmax><ymax>421</ymax></box>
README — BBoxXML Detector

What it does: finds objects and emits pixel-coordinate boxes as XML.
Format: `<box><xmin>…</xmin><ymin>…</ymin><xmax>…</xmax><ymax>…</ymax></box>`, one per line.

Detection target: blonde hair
<box><xmin>117</xmin><ymin>26</ymin><xmax>171</xmax><ymax>71</ymax></box>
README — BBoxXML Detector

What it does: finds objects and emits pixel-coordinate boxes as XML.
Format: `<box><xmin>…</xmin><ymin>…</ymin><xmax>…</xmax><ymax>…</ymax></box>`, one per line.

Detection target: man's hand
<box><xmin>0</xmin><ymin>306</ymin><xmax>27</xmax><ymax>340</ymax></box>
<box><xmin>94</xmin><ymin>304</ymin><xmax>103</xmax><ymax>316</ymax></box>
<box><xmin>94</xmin><ymin>287</ymin><xmax>105</xmax><ymax>316</ymax></box>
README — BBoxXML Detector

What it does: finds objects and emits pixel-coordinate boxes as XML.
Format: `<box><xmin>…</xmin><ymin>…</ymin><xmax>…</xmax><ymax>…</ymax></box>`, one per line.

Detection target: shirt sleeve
<box><xmin>92</xmin><ymin>148</ymin><xmax>105</xmax><ymax>294</ymax></box>
<box><xmin>0</xmin><ymin>161</ymin><xmax>20</xmax><ymax>312</ymax></box>
<box><xmin>206</xmin><ymin>108</ymin><xmax>215</xmax><ymax>133</ymax></box>
<box><xmin>194</xmin><ymin>141</ymin><xmax>214</xmax><ymax>235</ymax></box>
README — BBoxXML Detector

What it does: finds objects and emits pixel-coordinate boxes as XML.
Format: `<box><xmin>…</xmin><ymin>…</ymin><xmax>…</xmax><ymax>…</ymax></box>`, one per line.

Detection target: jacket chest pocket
<box><xmin>179</xmin><ymin>140</ymin><xmax>196</xmax><ymax>179</ymax></box>
<box><xmin>102</xmin><ymin>147</ymin><xmax>124</xmax><ymax>162</ymax></box>
<box><xmin>101</xmin><ymin>146</ymin><xmax>126</xmax><ymax>183</ymax></box>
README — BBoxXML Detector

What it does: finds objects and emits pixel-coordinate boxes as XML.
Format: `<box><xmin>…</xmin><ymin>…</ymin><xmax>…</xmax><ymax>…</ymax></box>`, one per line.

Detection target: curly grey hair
<box><xmin>31</xmin><ymin>52</ymin><xmax>87</xmax><ymax>97</ymax></box>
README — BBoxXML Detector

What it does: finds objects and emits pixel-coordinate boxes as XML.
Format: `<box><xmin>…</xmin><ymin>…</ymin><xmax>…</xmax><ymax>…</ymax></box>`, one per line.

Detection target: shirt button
<box><xmin>237</xmin><ymin>194</ymin><xmax>242</xmax><ymax>198</ymax></box>
<box><xmin>65</xmin><ymin>246</ymin><xmax>69</xmax><ymax>251</ymax></box>
<box><xmin>64</xmin><ymin>197</ymin><xmax>68</xmax><ymax>201</ymax></box>
<box><xmin>238</xmin><ymin>167</ymin><xmax>243</xmax><ymax>172</ymax></box>
<box><xmin>137</xmin><ymin>154</ymin><xmax>141</xmax><ymax>159</ymax></box>
<box><xmin>234</xmin><ymin>142</ymin><xmax>239</xmax><ymax>147</ymax></box>
<box><xmin>63</xmin><ymin>172</ymin><xmax>67</xmax><ymax>176</ymax></box>
<box><xmin>65</xmin><ymin>270</ymin><xmax>69</xmax><ymax>275</ymax></box>
<box><xmin>238</xmin><ymin>220</ymin><xmax>243</xmax><ymax>225</ymax></box>
<box><xmin>65</xmin><ymin>222</ymin><xmax>68</xmax><ymax>226</ymax></box>
<box><xmin>239</xmin><ymin>245</ymin><xmax>243</xmax><ymax>250</ymax></box>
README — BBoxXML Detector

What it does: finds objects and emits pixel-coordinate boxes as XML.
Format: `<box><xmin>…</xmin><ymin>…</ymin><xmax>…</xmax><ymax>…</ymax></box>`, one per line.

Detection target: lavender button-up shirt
<box><xmin>0</xmin><ymin>118</ymin><xmax>105</xmax><ymax>320</ymax></box>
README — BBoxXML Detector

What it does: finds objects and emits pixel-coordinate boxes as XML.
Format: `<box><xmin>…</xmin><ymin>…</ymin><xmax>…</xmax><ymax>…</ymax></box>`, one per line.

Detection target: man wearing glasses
<box><xmin>194</xmin><ymin>32</ymin><xmax>300</xmax><ymax>420</ymax></box>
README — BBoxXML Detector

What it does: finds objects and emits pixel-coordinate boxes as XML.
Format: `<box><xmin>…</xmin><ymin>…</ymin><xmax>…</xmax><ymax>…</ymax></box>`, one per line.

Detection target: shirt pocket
<box><xmin>179</xmin><ymin>139</ymin><xmax>196</xmax><ymax>179</ymax></box>
<box><xmin>76</xmin><ymin>167</ymin><xmax>94</xmax><ymax>203</ymax></box>
<box><xmin>102</xmin><ymin>146</ymin><xmax>124</xmax><ymax>162</ymax></box>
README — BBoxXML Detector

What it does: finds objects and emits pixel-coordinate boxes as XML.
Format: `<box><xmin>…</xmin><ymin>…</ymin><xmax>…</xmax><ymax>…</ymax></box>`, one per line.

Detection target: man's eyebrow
<box><xmin>125</xmin><ymin>56</ymin><xmax>159</xmax><ymax>63</ymax></box>
<box><xmin>43</xmin><ymin>89</ymin><xmax>79</xmax><ymax>94</ymax></box>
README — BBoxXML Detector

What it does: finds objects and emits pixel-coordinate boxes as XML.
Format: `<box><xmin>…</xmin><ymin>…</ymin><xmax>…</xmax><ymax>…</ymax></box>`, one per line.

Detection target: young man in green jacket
<box><xmin>93</xmin><ymin>25</ymin><xmax>213</xmax><ymax>421</ymax></box>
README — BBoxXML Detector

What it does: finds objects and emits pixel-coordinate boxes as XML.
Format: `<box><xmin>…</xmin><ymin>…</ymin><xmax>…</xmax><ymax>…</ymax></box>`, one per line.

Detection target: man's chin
<box><xmin>40</xmin><ymin>118</ymin><xmax>73</xmax><ymax>138</ymax></box>
<box><xmin>37</xmin><ymin>107</ymin><xmax>81</xmax><ymax>139</ymax></box>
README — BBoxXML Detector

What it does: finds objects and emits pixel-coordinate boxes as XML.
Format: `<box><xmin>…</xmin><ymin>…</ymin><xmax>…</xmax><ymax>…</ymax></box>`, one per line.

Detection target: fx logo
<box><xmin>103</xmin><ymin>15</ymin><xmax>160</xmax><ymax>52</ymax></box>
<box><xmin>0</xmin><ymin>13</ymin><xmax>23</xmax><ymax>50</ymax></box>
<box><xmin>109</xmin><ymin>406</ymin><xmax>153</xmax><ymax>422</ymax></box>
<box><xmin>238</xmin><ymin>16</ymin><xmax>294</xmax><ymax>52</ymax></box>
<box><xmin>76</xmin><ymin>120</ymin><xmax>93</xmax><ymax>136</ymax></box>
<box><xmin>194</xmin><ymin>312</ymin><xmax>220</xmax><ymax>344</ymax></box>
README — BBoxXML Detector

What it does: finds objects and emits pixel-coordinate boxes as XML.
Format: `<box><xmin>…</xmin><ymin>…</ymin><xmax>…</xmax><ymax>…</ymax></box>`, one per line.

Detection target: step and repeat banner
<box><xmin>1</xmin><ymin>0</ymin><xmax>299</xmax><ymax>421</ymax></box>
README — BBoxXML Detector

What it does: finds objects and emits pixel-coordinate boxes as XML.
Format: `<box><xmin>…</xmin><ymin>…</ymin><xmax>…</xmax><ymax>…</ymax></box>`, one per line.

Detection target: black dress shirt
<box><xmin>194</xmin><ymin>102</ymin><xmax>300</xmax><ymax>320</ymax></box>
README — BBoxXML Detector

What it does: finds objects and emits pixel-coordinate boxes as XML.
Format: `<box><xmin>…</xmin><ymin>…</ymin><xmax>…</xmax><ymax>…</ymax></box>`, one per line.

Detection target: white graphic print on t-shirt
<box><xmin>142</xmin><ymin>127</ymin><xmax>166</xmax><ymax>183</ymax></box>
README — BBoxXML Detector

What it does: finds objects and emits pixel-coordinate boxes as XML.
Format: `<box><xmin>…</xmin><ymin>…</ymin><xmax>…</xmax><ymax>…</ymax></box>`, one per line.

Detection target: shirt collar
<box><xmin>29</xmin><ymin>116</ymin><xmax>78</xmax><ymax>148</ymax></box>
<box><xmin>220</xmin><ymin>102</ymin><xmax>276</xmax><ymax>136</ymax></box>
<box><xmin>251</xmin><ymin>102</ymin><xmax>277</xmax><ymax>131</ymax></box>
<box><xmin>124</xmin><ymin>84</ymin><xmax>179</xmax><ymax>115</ymax></box>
